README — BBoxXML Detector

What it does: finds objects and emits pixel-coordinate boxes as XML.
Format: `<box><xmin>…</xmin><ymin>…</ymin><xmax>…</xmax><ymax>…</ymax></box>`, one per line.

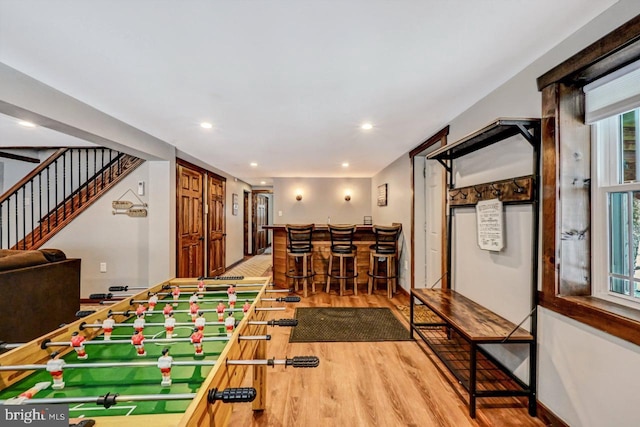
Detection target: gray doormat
<box><xmin>289</xmin><ymin>307</ymin><xmax>412</xmax><ymax>342</ymax></box>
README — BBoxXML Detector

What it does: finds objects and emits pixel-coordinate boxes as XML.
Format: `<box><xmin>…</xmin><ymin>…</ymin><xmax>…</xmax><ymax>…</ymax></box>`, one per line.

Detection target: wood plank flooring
<box><xmin>229</xmin><ymin>287</ymin><xmax>546</xmax><ymax>427</ymax></box>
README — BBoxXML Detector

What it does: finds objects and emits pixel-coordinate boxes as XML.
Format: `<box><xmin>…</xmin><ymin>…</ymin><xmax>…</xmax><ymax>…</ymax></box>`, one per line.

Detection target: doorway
<box><xmin>252</xmin><ymin>190</ymin><xmax>271</xmax><ymax>255</ymax></box>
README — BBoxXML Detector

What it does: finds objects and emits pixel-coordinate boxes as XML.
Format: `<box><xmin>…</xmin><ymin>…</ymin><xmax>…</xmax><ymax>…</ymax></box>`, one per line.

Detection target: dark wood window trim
<box><xmin>539</xmin><ymin>15</ymin><xmax>640</xmax><ymax>347</ymax></box>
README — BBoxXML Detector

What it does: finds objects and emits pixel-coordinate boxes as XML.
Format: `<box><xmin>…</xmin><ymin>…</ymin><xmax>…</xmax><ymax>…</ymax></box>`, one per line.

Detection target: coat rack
<box><xmin>448</xmin><ymin>175</ymin><xmax>534</xmax><ymax>207</ymax></box>
<box><xmin>112</xmin><ymin>189</ymin><xmax>148</xmax><ymax>217</ymax></box>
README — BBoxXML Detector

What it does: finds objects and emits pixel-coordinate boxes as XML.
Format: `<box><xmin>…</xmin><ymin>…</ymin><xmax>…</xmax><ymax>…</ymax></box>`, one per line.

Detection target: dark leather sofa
<box><xmin>0</xmin><ymin>249</ymin><xmax>80</xmax><ymax>344</ymax></box>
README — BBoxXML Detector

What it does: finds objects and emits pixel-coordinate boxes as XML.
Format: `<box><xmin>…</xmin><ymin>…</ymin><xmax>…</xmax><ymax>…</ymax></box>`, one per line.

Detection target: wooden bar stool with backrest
<box><xmin>325</xmin><ymin>224</ymin><xmax>358</xmax><ymax>296</ymax></box>
<box><xmin>285</xmin><ymin>224</ymin><xmax>316</xmax><ymax>297</ymax></box>
<box><xmin>368</xmin><ymin>224</ymin><xmax>402</xmax><ymax>298</ymax></box>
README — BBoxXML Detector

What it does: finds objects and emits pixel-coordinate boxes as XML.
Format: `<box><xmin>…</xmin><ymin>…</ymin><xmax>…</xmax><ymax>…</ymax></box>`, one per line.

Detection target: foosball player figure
<box><xmin>189</xmin><ymin>292</ymin><xmax>199</xmax><ymax>305</ymax></box>
<box><xmin>190</xmin><ymin>327</ymin><xmax>204</xmax><ymax>356</ymax></box>
<box><xmin>242</xmin><ymin>300</ymin><xmax>251</xmax><ymax>317</ymax></box>
<box><xmin>148</xmin><ymin>293</ymin><xmax>159</xmax><ymax>314</ymax></box>
<box><xmin>133</xmin><ymin>312</ymin><xmax>146</xmax><ymax>333</ymax></box>
<box><xmin>195</xmin><ymin>311</ymin><xmax>206</xmax><ymax>331</ymax></box>
<box><xmin>46</xmin><ymin>351</ymin><xmax>66</xmax><ymax>390</ymax></box>
<box><xmin>135</xmin><ymin>303</ymin><xmax>146</xmax><ymax>317</ymax></box>
<box><xmin>131</xmin><ymin>330</ymin><xmax>146</xmax><ymax>357</ymax></box>
<box><xmin>157</xmin><ymin>347</ymin><xmax>173</xmax><ymax>387</ymax></box>
<box><xmin>197</xmin><ymin>280</ymin><xmax>206</xmax><ymax>298</ymax></box>
<box><xmin>102</xmin><ymin>313</ymin><xmax>116</xmax><ymax>340</ymax></box>
<box><xmin>164</xmin><ymin>312</ymin><xmax>176</xmax><ymax>339</ymax></box>
<box><xmin>189</xmin><ymin>301</ymin><xmax>200</xmax><ymax>322</ymax></box>
<box><xmin>227</xmin><ymin>285</ymin><xmax>237</xmax><ymax>309</ymax></box>
<box><xmin>216</xmin><ymin>302</ymin><xmax>226</xmax><ymax>322</ymax></box>
<box><xmin>163</xmin><ymin>303</ymin><xmax>174</xmax><ymax>319</ymax></box>
<box><xmin>172</xmin><ymin>285</ymin><xmax>181</xmax><ymax>307</ymax></box>
<box><xmin>225</xmin><ymin>311</ymin><xmax>235</xmax><ymax>337</ymax></box>
<box><xmin>71</xmin><ymin>331</ymin><xmax>88</xmax><ymax>360</ymax></box>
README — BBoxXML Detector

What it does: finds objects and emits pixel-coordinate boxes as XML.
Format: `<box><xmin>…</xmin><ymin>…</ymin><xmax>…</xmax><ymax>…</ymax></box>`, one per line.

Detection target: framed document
<box><xmin>476</xmin><ymin>198</ymin><xmax>503</xmax><ymax>251</ymax></box>
<box><xmin>232</xmin><ymin>193</ymin><xmax>239</xmax><ymax>216</ymax></box>
<box><xmin>377</xmin><ymin>184</ymin><xmax>388</xmax><ymax>206</ymax></box>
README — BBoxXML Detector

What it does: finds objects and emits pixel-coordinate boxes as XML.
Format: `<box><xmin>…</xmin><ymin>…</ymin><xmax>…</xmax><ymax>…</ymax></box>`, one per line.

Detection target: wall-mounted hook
<box><xmin>490</xmin><ymin>183</ymin><xmax>501</xmax><ymax>197</ymax></box>
<box><xmin>513</xmin><ymin>178</ymin><xmax>525</xmax><ymax>193</ymax></box>
<box><xmin>473</xmin><ymin>186</ymin><xmax>482</xmax><ymax>198</ymax></box>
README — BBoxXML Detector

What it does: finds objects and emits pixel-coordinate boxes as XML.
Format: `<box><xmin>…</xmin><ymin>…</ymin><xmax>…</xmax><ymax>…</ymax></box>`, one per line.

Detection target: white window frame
<box><xmin>592</xmin><ymin>110</ymin><xmax>640</xmax><ymax>309</ymax></box>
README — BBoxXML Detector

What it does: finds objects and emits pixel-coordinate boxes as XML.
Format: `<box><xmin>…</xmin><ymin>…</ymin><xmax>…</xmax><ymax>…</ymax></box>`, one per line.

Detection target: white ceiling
<box><xmin>0</xmin><ymin>0</ymin><xmax>615</xmax><ymax>185</ymax></box>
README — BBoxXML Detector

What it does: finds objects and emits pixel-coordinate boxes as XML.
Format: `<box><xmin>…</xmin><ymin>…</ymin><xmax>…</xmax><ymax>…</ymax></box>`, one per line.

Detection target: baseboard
<box><xmin>537</xmin><ymin>401</ymin><xmax>568</xmax><ymax>427</ymax></box>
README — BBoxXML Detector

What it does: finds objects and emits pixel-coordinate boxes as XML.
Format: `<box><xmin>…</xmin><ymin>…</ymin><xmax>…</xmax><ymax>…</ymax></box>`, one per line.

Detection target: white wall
<box><xmin>374</xmin><ymin>1</ymin><xmax>640</xmax><ymax>425</ymax></box>
<box><xmin>0</xmin><ymin>148</ymin><xmax>56</xmax><ymax>192</ymax></box>
<box><xmin>273</xmin><ymin>177</ymin><xmax>371</xmax><ymax>225</ymax></box>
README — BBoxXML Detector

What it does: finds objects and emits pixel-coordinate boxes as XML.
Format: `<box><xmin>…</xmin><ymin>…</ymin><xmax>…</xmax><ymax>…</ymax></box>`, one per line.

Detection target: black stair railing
<box><xmin>0</xmin><ymin>147</ymin><xmax>134</xmax><ymax>249</ymax></box>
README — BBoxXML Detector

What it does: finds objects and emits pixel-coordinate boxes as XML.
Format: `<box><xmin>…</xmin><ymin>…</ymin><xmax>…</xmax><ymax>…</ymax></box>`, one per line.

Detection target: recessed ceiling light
<box><xmin>18</xmin><ymin>121</ymin><xmax>36</xmax><ymax>128</ymax></box>
<box><xmin>342</xmin><ymin>162</ymin><xmax>349</xmax><ymax>168</ymax></box>
<box><xmin>250</xmin><ymin>162</ymin><xmax>258</xmax><ymax>167</ymax></box>
<box><xmin>361</xmin><ymin>123</ymin><xmax>373</xmax><ymax>130</ymax></box>
<box><xmin>200</xmin><ymin>122</ymin><xmax>212</xmax><ymax>129</ymax></box>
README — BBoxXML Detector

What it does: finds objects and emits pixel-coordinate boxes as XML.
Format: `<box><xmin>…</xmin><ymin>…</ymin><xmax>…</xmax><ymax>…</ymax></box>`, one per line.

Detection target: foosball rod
<box><xmin>0</xmin><ymin>360</ymin><xmax>217</xmax><ymax>371</ymax></box>
<box><xmin>80</xmin><ymin>321</ymin><xmax>233</xmax><ymax>329</ymax></box>
<box><xmin>227</xmin><ymin>356</ymin><xmax>320</xmax><ymax>368</ymax></box>
<box><xmin>0</xmin><ymin>387</ymin><xmax>257</xmax><ymax>406</ymax></box>
<box><xmin>108</xmin><ymin>307</ymin><xmax>285</xmax><ymax>315</ymax></box>
<box><xmin>39</xmin><ymin>335</ymin><xmax>270</xmax><ymax>348</ymax></box>
<box><xmin>127</xmin><ymin>296</ymin><xmax>300</xmax><ymax>305</ymax></box>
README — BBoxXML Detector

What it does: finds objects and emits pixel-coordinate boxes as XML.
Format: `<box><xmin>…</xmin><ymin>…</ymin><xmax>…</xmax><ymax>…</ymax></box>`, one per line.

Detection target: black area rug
<box><xmin>289</xmin><ymin>307</ymin><xmax>412</xmax><ymax>342</ymax></box>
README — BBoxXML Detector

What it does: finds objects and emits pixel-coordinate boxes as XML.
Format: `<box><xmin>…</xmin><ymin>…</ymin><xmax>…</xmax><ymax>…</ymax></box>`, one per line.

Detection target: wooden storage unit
<box><xmin>412</xmin><ymin>118</ymin><xmax>540</xmax><ymax>418</ymax></box>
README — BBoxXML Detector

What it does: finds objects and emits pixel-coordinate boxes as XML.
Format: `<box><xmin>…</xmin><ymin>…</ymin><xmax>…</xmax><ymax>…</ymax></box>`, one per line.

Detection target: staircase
<box><xmin>0</xmin><ymin>147</ymin><xmax>144</xmax><ymax>250</ymax></box>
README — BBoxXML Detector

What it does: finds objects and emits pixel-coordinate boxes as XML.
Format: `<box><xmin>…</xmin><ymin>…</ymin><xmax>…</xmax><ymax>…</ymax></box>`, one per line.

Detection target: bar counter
<box><xmin>264</xmin><ymin>224</ymin><xmax>375</xmax><ymax>289</ymax></box>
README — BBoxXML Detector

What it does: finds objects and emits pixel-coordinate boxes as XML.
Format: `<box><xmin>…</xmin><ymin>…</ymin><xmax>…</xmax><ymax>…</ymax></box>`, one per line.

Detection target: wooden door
<box><xmin>177</xmin><ymin>164</ymin><xmax>204</xmax><ymax>278</ymax></box>
<box><xmin>243</xmin><ymin>191</ymin><xmax>250</xmax><ymax>256</ymax></box>
<box><xmin>253</xmin><ymin>194</ymin><xmax>268</xmax><ymax>254</ymax></box>
<box><xmin>207</xmin><ymin>173</ymin><xmax>226</xmax><ymax>277</ymax></box>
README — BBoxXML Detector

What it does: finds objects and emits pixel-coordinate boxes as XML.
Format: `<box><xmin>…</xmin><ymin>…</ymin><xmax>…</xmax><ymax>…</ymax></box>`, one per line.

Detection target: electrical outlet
<box><xmin>100</xmin><ymin>262</ymin><xmax>107</xmax><ymax>273</ymax></box>
<box><xmin>278</xmin><ymin>210</ymin><xmax>282</xmax><ymax>217</ymax></box>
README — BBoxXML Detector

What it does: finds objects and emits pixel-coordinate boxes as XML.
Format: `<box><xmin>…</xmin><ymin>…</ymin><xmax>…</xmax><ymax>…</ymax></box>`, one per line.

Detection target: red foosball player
<box><xmin>148</xmin><ymin>293</ymin><xmax>159</xmax><ymax>314</ymax></box>
<box><xmin>131</xmin><ymin>330</ymin><xmax>146</xmax><ymax>357</ymax></box>
<box><xmin>194</xmin><ymin>311</ymin><xmax>206</xmax><ymax>331</ymax></box>
<box><xmin>135</xmin><ymin>303</ymin><xmax>146</xmax><ymax>317</ymax></box>
<box><xmin>6</xmin><ymin>381</ymin><xmax>50</xmax><ymax>404</ymax></box>
<box><xmin>189</xmin><ymin>302</ymin><xmax>200</xmax><ymax>322</ymax></box>
<box><xmin>157</xmin><ymin>347</ymin><xmax>173</xmax><ymax>387</ymax></box>
<box><xmin>197</xmin><ymin>280</ymin><xmax>206</xmax><ymax>298</ymax></box>
<box><xmin>225</xmin><ymin>311</ymin><xmax>236</xmax><ymax>337</ymax></box>
<box><xmin>216</xmin><ymin>302</ymin><xmax>226</xmax><ymax>322</ymax></box>
<box><xmin>46</xmin><ymin>351</ymin><xmax>66</xmax><ymax>390</ymax></box>
<box><xmin>102</xmin><ymin>313</ymin><xmax>115</xmax><ymax>340</ymax></box>
<box><xmin>242</xmin><ymin>300</ymin><xmax>251</xmax><ymax>317</ymax></box>
<box><xmin>71</xmin><ymin>332</ymin><xmax>88</xmax><ymax>360</ymax></box>
<box><xmin>163</xmin><ymin>303</ymin><xmax>174</xmax><ymax>319</ymax></box>
<box><xmin>227</xmin><ymin>285</ymin><xmax>237</xmax><ymax>309</ymax></box>
<box><xmin>189</xmin><ymin>292</ymin><xmax>199</xmax><ymax>305</ymax></box>
<box><xmin>190</xmin><ymin>327</ymin><xmax>204</xmax><ymax>356</ymax></box>
<box><xmin>172</xmin><ymin>285</ymin><xmax>181</xmax><ymax>307</ymax></box>
<box><xmin>133</xmin><ymin>313</ymin><xmax>146</xmax><ymax>333</ymax></box>
<box><xmin>164</xmin><ymin>312</ymin><xmax>176</xmax><ymax>339</ymax></box>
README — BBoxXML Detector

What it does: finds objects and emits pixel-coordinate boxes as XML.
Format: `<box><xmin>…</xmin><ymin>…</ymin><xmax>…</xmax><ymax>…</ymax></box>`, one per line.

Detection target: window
<box><xmin>593</xmin><ymin>108</ymin><xmax>640</xmax><ymax>308</ymax></box>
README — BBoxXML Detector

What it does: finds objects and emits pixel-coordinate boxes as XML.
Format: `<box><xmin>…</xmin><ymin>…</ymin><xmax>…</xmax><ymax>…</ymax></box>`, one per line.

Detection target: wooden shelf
<box><xmin>426</xmin><ymin>118</ymin><xmax>540</xmax><ymax>163</ymax></box>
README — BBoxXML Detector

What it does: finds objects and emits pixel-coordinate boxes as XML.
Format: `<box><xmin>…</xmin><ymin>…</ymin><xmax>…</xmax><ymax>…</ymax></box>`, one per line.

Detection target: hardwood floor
<box><xmin>229</xmin><ymin>287</ymin><xmax>545</xmax><ymax>427</ymax></box>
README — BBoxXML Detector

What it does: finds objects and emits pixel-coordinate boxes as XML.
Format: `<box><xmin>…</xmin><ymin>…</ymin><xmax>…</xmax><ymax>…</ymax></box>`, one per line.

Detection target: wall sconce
<box><xmin>295</xmin><ymin>189</ymin><xmax>303</xmax><ymax>201</ymax></box>
<box><xmin>344</xmin><ymin>190</ymin><xmax>351</xmax><ymax>202</ymax></box>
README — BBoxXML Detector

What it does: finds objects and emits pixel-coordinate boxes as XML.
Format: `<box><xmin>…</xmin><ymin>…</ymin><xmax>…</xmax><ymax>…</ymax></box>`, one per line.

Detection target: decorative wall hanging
<box><xmin>377</xmin><ymin>184</ymin><xmax>388</xmax><ymax>206</ymax></box>
<box><xmin>112</xmin><ymin>188</ymin><xmax>148</xmax><ymax>217</ymax></box>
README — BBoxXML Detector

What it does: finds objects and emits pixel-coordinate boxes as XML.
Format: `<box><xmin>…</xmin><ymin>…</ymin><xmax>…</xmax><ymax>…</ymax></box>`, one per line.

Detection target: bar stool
<box><xmin>367</xmin><ymin>224</ymin><xmax>402</xmax><ymax>298</ymax></box>
<box><xmin>325</xmin><ymin>224</ymin><xmax>358</xmax><ymax>296</ymax></box>
<box><xmin>285</xmin><ymin>224</ymin><xmax>315</xmax><ymax>297</ymax></box>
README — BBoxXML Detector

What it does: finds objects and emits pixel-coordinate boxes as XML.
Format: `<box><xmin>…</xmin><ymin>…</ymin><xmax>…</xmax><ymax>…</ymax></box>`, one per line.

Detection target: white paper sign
<box><xmin>476</xmin><ymin>198</ymin><xmax>504</xmax><ymax>251</ymax></box>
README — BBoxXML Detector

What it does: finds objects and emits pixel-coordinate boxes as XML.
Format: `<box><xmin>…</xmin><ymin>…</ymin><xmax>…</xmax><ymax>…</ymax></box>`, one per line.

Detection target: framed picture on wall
<box><xmin>377</xmin><ymin>184</ymin><xmax>387</xmax><ymax>206</ymax></box>
<box><xmin>232</xmin><ymin>193</ymin><xmax>238</xmax><ymax>216</ymax></box>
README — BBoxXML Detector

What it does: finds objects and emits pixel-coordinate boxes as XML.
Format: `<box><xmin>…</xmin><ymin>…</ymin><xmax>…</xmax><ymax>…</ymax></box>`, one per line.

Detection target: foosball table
<box><xmin>0</xmin><ymin>276</ymin><xmax>317</xmax><ymax>426</ymax></box>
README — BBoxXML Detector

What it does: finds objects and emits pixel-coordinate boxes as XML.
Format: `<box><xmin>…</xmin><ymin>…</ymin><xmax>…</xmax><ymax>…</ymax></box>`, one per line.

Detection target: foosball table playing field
<box><xmin>0</xmin><ymin>276</ymin><xmax>318</xmax><ymax>426</ymax></box>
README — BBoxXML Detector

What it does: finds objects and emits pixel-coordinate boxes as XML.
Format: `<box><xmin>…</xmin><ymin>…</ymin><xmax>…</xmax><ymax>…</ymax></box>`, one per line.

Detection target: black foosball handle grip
<box><xmin>89</xmin><ymin>293</ymin><xmax>113</xmax><ymax>300</ymax></box>
<box><xmin>276</xmin><ymin>296</ymin><xmax>301</xmax><ymax>303</ymax></box>
<box><xmin>268</xmin><ymin>319</ymin><xmax>298</xmax><ymax>327</ymax></box>
<box><xmin>76</xmin><ymin>310</ymin><xmax>96</xmax><ymax>318</ymax></box>
<box><xmin>288</xmin><ymin>356</ymin><xmax>320</xmax><ymax>368</ymax></box>
<box><xmin>207</xmin><ymin>387</ymin><xmax>256</xmax><ymax>404</ymax></box>
<box><xmin>108</xmin><ymin>286</ymin><xmax>128</xmax><ymax>292</ymax></box>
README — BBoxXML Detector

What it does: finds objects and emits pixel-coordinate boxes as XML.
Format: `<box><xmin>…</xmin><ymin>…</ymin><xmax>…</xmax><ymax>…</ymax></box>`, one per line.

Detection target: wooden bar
<box><xmin>265</xmin><ymin>224</ymin><xmax>376</xmax><ymax>290</ymax></box>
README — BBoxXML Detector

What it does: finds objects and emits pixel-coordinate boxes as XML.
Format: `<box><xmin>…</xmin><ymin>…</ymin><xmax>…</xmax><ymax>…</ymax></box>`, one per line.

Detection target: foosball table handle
<box><xmin>275</xmin><ymin>296</ymin><xmax>301</xmax><ymax>303</ymax></box>
<box><xmin>207</xmin><ymin>387</ymin><xmax>256</xmax><ymax>404</ymax></box>
<box><xmin>76</xmin><ymin>310</ymin><xmax>96</xmax><ymax>318</ymax></box>
<box><xmin>288</xmin><ymin>356</ymin><xmax>320</xmax><ymax>368</ymax></box>
<box><xmin>267</xmin><ymin>319</ymin><xmax>298</xmax><ymax>327</ymax></box>
<box><xmin>89</xmin><ymin>293</ymin><xmax>113</xmax><ymax>300</ymax></box>
<box><xmin>108</xmin><ymin>286</ymin><xmax>128</xmax><ymax>292</ymax></box>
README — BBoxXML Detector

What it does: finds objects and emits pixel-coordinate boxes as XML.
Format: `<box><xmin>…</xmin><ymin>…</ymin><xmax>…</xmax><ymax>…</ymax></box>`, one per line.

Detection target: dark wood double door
<box><xmin>177</xmin><ymin>160</ymin><xmax>225</xmax><ymax>278</ymax></box>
